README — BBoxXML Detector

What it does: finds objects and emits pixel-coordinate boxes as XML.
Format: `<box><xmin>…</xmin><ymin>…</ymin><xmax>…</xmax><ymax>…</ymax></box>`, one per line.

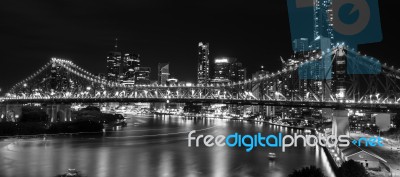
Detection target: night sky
<box><xmin>0</xmin><ymin>0</ymin><xmax>399</xmax><ymax>92</ymax></box>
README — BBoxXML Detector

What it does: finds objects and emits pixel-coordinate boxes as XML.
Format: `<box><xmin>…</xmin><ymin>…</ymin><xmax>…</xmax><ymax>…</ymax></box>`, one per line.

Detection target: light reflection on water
<box><xmin>0</xmin><ymin>115</ymin><xmax>335</xmax><ymax>177</ymax></box>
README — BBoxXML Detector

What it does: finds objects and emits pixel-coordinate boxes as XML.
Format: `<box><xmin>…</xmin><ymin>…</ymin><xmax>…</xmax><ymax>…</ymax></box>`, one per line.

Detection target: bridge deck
<box><xmin>1</xmin><ymin>97</ymin><xmax>399</xmax><ymax>110</ymax></box>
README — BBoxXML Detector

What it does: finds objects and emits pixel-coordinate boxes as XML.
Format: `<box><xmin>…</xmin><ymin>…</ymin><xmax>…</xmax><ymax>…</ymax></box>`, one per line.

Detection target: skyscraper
<box><xmin>212</xmin><ymin>58</ymin><xmax>232</xmax><ymax>84</ymax></box>
<box><xmin>332</xmin><ymin>46</ymin><xmax>347</xmax><ymax>100</ymax></box>
<box><xmin>197</xmin><ymin>42</ymin><xmax>210</xmax><ymax>85</ymax></box>
<box><xmin>229</xmin><ymin>61</ymin><xmax>246</xmax><ymax>83</ymax></box>
<box><xmin>313</xmin><ymin>0</ymin><xmax>333</xmax><ymax>41</ymax></box>
<box><xmin>158</xmin><ymin>63</ymin><xmax>169</xmax><ymax>85</ymax></box>
<box><xmin>292</xmin><ymin>38</ymin><xmax>309</xmax><ymax>53</ymax></box>
<box><xmin>135</xmin><ymin>67</ymin><xmax>151</xmax><ymax>85</ymax></box>
<box><xmin>211</xmin><ymin>57</ymin><xmax>247</xmax><ymax>84</ymax></box>
<box><xmin>106</xmin><ymin>38</ymin><xmax>142</xmax><ymax>84</ymax></box>
<box><xmin>122</xmin><ymin>53</ymin><xmax>140</xmax><ymax>84</ymax></box>
<box><xmin>238</xmin><ymin>68</ymin><xmax>246</xmax><ymax>83</ymax></box>
<box><xmin>106</xmin><ymin>51</ymin><xmax>122</xmax><ymax>82</ymax></box>
<box><xmin>107</xmin><ymin>38</ymin><xmax>122</xmax><ymax>82</ymax></box>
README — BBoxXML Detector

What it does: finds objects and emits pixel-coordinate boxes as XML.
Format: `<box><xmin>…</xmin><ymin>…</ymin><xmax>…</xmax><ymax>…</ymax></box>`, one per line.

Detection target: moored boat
<box><xmin>56</xmin><ymin>169</ymin><xmax>82</xmax><ymax>177</ymax></box>
<box><xmin>268</xmin><ymin>152</ymin><xmax>277</xmax><ymax>159</ymax></box>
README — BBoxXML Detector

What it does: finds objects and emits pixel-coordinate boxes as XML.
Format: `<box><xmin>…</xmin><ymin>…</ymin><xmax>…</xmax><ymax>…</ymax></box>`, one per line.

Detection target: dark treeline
<box><xmin>0</xmin><ymin>106</ymin><xmax>124</xmax><ymax>136</ymax></box>
<box><xmin>0</xmin><ymin>121</ymin><xmax>103</xmax><ymax>136</ymax></box>
<box><xmin>288</xmin><ymin>160</ymin><xmax>369</xmax><ymax>177</ymax></box>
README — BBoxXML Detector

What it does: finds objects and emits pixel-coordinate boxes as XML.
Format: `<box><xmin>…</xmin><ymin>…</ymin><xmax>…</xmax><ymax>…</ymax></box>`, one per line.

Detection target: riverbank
<box><xmin>178</xmin><ymin>114</ymin><xmax>314</xmax><ymax>130</ymax></box>
<box><xmin>351</xmin><ymin>132</ymin><xmax>400</xmax><ymax>177</ymax></box>
<box><xmin>259</xmin><ymin>120</ymin><xmax>315</xmax><ymax>130</ymax></box>
<box><xmin>259</xmin><ymin>119</ymin><xmax>339</xmax><ymax>176</ymax></box>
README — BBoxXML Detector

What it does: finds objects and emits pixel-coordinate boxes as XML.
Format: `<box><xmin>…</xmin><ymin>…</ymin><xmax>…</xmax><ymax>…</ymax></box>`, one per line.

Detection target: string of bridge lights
<box><xmin>10</xmin><ymin>61</ymin><xmax>53</xmax><ymax>92</ymax></box>
<box><xmin>9</xmin><ymin>58</ymin><xmax>229</xmax><ymax>93</ymax></box>
<box><xmin>56</xmin><ymin>58</ymin><xmax>109</xmax><ymax>83</ymax></box>
<box><xmin>230</xmin><ymin>45</ymin><xmax>396</xmax><ymax>86</ymax></box>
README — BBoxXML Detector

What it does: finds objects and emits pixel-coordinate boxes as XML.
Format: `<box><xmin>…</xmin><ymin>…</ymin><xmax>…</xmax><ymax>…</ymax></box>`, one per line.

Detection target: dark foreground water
<box><xmin>0</xmin><ymin>115</ymin><xmax>335</xmax><ymax>177</ymax></box>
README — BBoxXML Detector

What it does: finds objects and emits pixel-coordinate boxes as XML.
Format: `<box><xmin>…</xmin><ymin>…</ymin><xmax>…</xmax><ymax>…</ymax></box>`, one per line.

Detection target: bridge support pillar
<box><xmin>0</xmin><ymin>104</ymin><xmax>22</xmax><ymax>122</ymax></box>
<box><xmin>265</xmin><ymin>106</ymin><xmax>275</xmax><ymax>117</ymax></box>
<box><xmin>259</xmin><ymin>106</ymin><xmax>264</xmax><ymax>118</ymax></box>
<box><xmin>46</xmin><ymin>105</ymin><xmax>56</xmax><ymax>122</ymax></box>
<box><xmin>372</xmin><ymin>113</ymin><xmax>391</xmax><ymax>132</ymax></box>
<box><xmin>46</xmin><ymin>104</ymin><xmax>72</xmax><ymax>122</ymax></box>
<box><xmin>65</xmin><ymin>105</ymin><xmax>72</xmax><ymax>122</ymax></box>
<box><xmin>332</xmin><ymin>110</ymin><xmax>349</xmax><ymax>138</ymax></box>
<box><xmin>46</xmin><ymin>105</ymin><xmax>51</xmax><ymax>122</ymax></box>
<box><xmin>0</xmin><ymin>104</ymin><xmax>5</xmax><ymax>121</ymax></box>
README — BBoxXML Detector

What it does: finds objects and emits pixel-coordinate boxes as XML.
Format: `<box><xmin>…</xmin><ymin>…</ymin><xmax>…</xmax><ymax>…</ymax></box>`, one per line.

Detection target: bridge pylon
<box><xmin>332</xmin><ymin>109</ymin><xmax>349</xmax><ymax>138</ymax></box>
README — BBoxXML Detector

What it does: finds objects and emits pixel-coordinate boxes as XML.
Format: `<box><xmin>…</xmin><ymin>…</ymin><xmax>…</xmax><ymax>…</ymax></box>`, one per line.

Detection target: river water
<box><xmin>0</xmin><ymin>115</ymin><xmax>335</xmax><ymax>177</ymax></box>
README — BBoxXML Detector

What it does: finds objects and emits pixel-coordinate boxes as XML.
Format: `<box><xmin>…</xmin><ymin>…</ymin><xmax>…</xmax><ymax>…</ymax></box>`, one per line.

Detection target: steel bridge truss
<box><xmin>4</xmin><ymin>46</ymin><xmax>400</xmax><ymax>107</ymax></box>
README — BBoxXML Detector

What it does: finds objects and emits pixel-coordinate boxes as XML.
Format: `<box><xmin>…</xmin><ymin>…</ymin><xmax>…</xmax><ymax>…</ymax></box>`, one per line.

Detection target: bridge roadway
<box><xmin>1</xmin><ymin>97</ymin><xmax>399</xmax><ymax>110</ymax></box>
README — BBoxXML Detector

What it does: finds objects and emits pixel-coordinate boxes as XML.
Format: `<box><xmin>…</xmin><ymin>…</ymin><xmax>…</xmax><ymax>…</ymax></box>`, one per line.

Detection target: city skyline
<box><xmin>102</xmin><ymin>40</ymin><xmax>248</xmax><ymax>86</ymax></box>
<box><xmin>1</xmin><ymin>0</ymin><xmax>399</xmax><ymax>92</ymax></box>
<box><xmin>1</xmin><ymin>1</ymin><xmax>400</xmax><ymax>177</ymax></box>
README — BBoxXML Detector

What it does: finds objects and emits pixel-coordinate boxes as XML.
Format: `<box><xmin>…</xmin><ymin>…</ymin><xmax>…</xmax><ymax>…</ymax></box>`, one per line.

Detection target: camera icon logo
<box><xmin>287</xmin><ymin>0</ymin><xmax>382</xmax><ymax>79</ymax></box>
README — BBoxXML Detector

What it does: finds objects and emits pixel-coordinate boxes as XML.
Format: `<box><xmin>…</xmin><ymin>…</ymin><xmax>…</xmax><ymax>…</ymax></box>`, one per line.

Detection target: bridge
<box><xmin>1</xmin><ymin>45</ymin><xmax>400</xmax><ymax>106</ymax></box>
<box><xmin>0</xmin><ymin>45</ymin><xmax>399</xmax><ymax>136</ymax></box>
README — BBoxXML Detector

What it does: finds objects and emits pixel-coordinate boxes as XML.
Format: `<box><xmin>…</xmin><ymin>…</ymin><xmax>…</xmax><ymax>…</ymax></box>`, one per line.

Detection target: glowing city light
<box><xmin>215</xmin><ymin>58</ymin><xmax>229</xmax><ymax>63</ymax></box>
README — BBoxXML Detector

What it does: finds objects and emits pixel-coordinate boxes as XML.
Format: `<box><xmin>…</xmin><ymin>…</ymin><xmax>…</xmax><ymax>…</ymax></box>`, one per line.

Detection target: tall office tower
<box><xmin>106</xmin><ymin>38</ymin><xmax>122</xmax><ymax>82</ymax></box>
<box><xmin>292</xmin><ymin>38</ymin><xmax>309</xmax><ymax>53</ymax></box>
<box><xmin>122</xmin><ymin>53</ymin><xmax>140</xmax><ymax>84</ymax></box>
<box><xmin>332</xmin><ymin>46</ymin><xmax>347</xmax><ymax>100</ymax></box>
<box><xmin>134</xmin><ymin>67</ymin><xmax>151</xmax><ymax>85</ymax></box>
<box><xmin>158</xmin><ymin>63</ymin><xmax>169</xmax><ymax>85</ymax></box>
<box><xmin>107</xmin><ymin>51</ymin><xmax>122</xmax><ymax>81</ymax></box>
<box><xmin>197</xmin><ymin>42</ymin><xmax>210</xmax><ymax>85</ymax></box>
<box><xmin>211</xmin><ymin>57</ymin><xmax>234</xmax><ymax>84</ymax></box>
<box><xmin>229</xmin><ymin>61</ymin><xmax>246</xmax><ymax>83</ymax></box>
<box><xmin>310</xmin><ymin>0</ymin><xmax>334</xmax><ymax>50</ymax></box>
<box><xmin>313</xmin><ymin>0</ymin><xmax>333</xmax><ymax>40</ymax></box>
<box><xmin>238</xmin><ymin>68</ymin><xmax>246</xmax><ymax>83</ymax></box>
<box><xmin>312</xmin><ymin>0</ymin><xmax>334</xmax><ymax>100</ymax></box>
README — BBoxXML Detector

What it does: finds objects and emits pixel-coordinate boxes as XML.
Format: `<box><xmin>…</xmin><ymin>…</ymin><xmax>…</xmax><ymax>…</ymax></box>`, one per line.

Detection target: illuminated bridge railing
<box><xmin>2</xmin><ymin>96</ymin><xmax>400</xmax><ymax>110</ymax></box>
<box><xmin>5</xmin><ymin>46</ymin><xmax>400</xmax><ymax>110</ymax></box>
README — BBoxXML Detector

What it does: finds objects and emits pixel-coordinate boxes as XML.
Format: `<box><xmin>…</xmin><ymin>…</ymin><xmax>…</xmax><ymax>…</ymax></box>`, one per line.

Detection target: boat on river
<box><xmin>56</xmin><ymin>169</ymin><xmax>82</xmax><ymax>177</ymax></box>
<box><xmin>268</xmin><ymin>153</ymin><xmax>277</xmax><ymax>159</ymax></box>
